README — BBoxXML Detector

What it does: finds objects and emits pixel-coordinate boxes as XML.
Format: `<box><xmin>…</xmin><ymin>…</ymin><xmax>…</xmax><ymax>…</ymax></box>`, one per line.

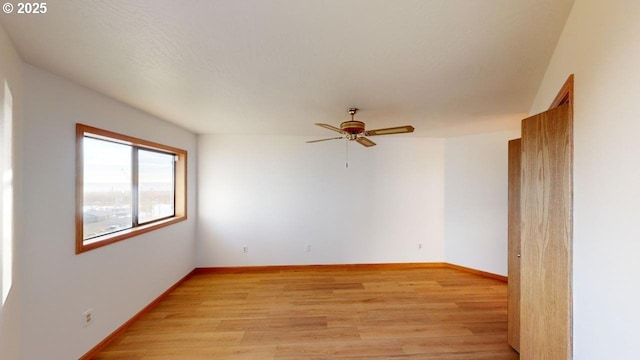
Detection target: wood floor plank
<box><xmin>400</xmin><ymin>334</ymin><xmax>514</xmax><ymax>355</ymax></box>
<box><xmin>241</xmin><ymin>326</ymin><xmax>361</xmax><ymax>345</ymax></box>
<box><xmin>274</xmin><ymin>339</ymin><xmax>403</xmax><ymax>359</ymax></box>
<box><xmin>92</xmin><ymin>266</ymin><xmax>518</xmax><ymax>359</ymax></box>
<box><xmin>217</xmin><ymin>316</ymin><xmax>328</xmax><ymax>331</ymax></box>
<box><xmin>357</xmin><ymin>324</ymin><xmax>474</xmax><ymax>339</ymax></box>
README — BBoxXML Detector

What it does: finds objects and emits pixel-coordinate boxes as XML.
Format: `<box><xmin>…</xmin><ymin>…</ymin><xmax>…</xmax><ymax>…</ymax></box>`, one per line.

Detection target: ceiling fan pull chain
<box><xmin>345</xmin><ymin>139</ymin><xmax>349</xmax><ymax>168</ymax></box>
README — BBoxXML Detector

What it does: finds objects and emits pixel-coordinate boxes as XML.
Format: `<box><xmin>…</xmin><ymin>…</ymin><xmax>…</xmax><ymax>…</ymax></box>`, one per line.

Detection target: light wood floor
<box><xmin>93</xmin><ymin>265</ymin><xmax>519</xmax><ymax>359</ymax></box>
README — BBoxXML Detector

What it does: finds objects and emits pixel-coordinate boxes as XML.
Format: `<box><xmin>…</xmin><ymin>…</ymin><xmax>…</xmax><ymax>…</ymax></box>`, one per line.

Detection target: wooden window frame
<box><xmin>75</xmin><ymin>124</ymin><xmax>187</xmax><ymax>254</ymax></box>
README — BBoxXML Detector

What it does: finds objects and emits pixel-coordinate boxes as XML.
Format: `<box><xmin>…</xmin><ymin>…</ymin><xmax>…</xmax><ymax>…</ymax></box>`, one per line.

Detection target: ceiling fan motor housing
<box><xmin>340</xmin><ymin>120</ymin><xmax>365</xmax><ymax>134</ymax></box>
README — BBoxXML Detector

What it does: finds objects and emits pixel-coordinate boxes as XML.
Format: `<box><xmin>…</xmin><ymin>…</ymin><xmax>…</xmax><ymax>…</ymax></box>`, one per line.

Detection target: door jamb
<box><xmin>550</xmin><ymin>74</ymin><xmax>574</xmax><ymax>109</ymax></box>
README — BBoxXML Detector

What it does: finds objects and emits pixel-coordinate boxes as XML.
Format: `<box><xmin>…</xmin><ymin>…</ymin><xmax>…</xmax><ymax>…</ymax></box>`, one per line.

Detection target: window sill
<box><xmin>76</xmin><ymin>215</ymin><xmax>187</xmax><ymax>254</ymax></box>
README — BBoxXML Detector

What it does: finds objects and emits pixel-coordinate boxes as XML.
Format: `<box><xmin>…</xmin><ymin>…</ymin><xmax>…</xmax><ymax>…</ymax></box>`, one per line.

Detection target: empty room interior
<box><xmin>1</xmin><ymin>1</ymin><xmax>640</xmax><ymax>359</ymax></box>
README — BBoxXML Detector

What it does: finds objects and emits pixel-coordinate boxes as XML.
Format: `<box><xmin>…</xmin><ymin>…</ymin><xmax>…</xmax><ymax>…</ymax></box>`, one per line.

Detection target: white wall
<box><xmin>444</xmin><ymin>130</ymin><xmax>520</xmax><ymax>276</ymax></box>
<box><xmin>19</xmin><ymin>65</ymin><xmax>197</xmax><ymax>359</ymax></box>
<box><xmin>197</xmin><ymin>135</ymin><xmax>445</xmax><ymax>266</ymax></box>
<box><xmin>530</xmin><ymin>1</ymin><xmax>640</xmax><ymax>358</ymax></box>
<box><xmin>0</xmin><ymin>24</ymin><xmax>22</xmax><ymax>360</ymax></box>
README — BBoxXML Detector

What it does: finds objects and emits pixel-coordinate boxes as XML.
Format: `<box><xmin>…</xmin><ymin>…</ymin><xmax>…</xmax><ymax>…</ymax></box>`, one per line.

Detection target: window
<box><xmin>76</xmin><ymin>124</ymin><xmax>187</xmax><ymax>253</ymax></box>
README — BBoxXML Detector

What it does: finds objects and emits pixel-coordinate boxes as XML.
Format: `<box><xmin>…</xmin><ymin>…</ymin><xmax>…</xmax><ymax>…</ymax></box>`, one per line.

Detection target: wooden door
<box><xmin>520</xmin><ymin>102</ymin><xmax>573</xmax><ymax>360</ymax></box>
<box><xmin>507</xmin><ymin>138</ymin><xmax>521</xmax><ymax>352</ymax></box>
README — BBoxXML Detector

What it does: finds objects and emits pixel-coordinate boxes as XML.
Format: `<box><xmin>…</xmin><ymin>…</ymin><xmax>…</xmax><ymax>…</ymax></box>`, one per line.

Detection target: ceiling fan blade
<box><xmin>315</xmin><ymin>123</ymin><xmax>344</xmax><ymax>134</ymax></box>
<box><xmin>364</xmin><ymin>125</ymin><xmax>415</xmax><ymax>136</ymax></box>
<box><xmin>356</xmin><ymin>137</ymin><xmax>376</xmax><ymax>147</ymax></box>
<box><xmin>306</xmin><ymin>136</ymin><xmax>344</xmax><ymax>143</ymax></box>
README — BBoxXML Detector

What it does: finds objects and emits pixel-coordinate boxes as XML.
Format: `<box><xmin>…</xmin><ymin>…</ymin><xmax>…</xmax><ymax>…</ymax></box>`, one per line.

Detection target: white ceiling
<box><xmin>0</xmin><ymin>0</ymin><xmax>573</xmax><ymax>137</ymax></box>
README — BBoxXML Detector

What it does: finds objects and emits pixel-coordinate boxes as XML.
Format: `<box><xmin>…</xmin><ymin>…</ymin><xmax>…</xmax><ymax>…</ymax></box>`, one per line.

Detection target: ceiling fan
<box><xmin>307</xmin><ymin>108</ymin><xmax>415</xmax><ymax>147</ymax></box>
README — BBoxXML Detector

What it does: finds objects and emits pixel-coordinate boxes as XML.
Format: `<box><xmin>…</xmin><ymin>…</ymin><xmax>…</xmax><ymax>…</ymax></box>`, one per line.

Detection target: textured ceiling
<box><xmin>0</xmin><ymin>0</ymin><xmax>573</xmax><ymax>136</ymax></box>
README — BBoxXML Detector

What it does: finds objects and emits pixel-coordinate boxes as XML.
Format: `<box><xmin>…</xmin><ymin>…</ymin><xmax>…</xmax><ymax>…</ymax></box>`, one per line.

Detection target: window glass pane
<box><xmin>83</xmin><ymin>137</ymin><xmax>132</xmax><ymax>240</ymax></box>
<box><xmin>138</xmin><ymin>149</ymin><xmax>175</xmax><ymax>224</ymax></box>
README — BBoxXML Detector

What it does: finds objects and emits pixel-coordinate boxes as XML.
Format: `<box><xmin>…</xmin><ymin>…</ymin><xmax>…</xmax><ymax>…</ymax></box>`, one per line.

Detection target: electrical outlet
<box><xmin>242</xmin><ymin>245</ymin><xmax>248</xmax><ymax>254</ymax></box>
<box><xmin>82</xmin><ymin>308</ymin><xmax>94</xmax><ymax>328</ymax></box>
<box><xmin>418</xmin><ymin>243</ymin><xmax>423</xmax><ymax>250</ymax></box>
<box><xmin>305</xmin><ymin>244</ymin><xmax>311</xmax><ymax>253</ymax></box>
